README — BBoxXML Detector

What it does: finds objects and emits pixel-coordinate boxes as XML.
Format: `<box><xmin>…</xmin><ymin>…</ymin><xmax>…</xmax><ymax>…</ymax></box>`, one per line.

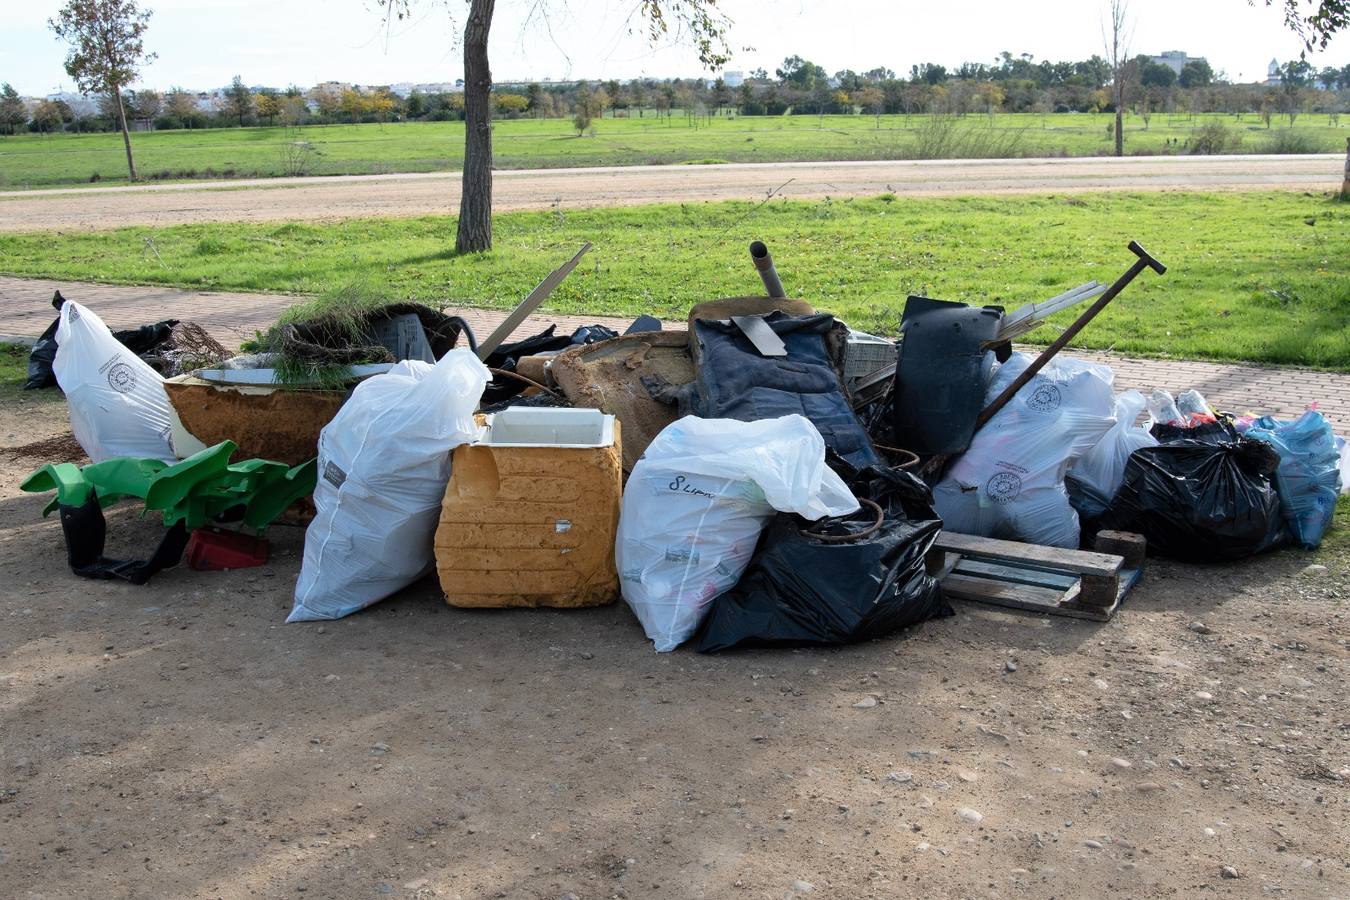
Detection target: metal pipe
<box><xmin>749</xmin><ymin>240</ymin><xmax>786</xmax><ymax>299</ymax></box>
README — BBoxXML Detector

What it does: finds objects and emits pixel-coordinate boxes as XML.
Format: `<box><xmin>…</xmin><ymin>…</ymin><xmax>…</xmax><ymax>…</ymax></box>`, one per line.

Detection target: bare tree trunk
<box><xmin>1114</xmin><ymin>100</ymin><xmax>1124</xmax><ymax>157</ymax></box>
<box><xmin>113</xmin><ymin>84</ymin><xmax>138</xmax><ymax>181</ymax></box>
<box><xmin>1341</xmin><ymin>136</ymin><xmax>1350</xmax><ymax>200</ymax></box>
<box><xmin>456</xmin><ymin>0</ymin><xmax>495</xmax><ymax>254</ymax></box>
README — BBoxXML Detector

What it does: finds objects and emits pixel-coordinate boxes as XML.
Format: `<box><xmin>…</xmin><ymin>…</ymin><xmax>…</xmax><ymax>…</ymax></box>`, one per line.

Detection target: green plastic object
<box><xmin>21</xmin><ymin>463</ymin><xmax>96</xmax><ymax>517</ymax></box>
<box><xmin>23</xmin><ymin>442</ymin><xmax>318</xmax><ymax>532</ymax></box>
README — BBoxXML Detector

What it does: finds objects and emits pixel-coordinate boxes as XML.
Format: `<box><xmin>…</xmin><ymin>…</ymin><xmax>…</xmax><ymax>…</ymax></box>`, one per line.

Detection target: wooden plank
<box><xmin>942</xmin><ymin>572</ymin><xmax>1120</xmax><ymax>622</ymax></box>
<box><xmin>934</xmin><ymin>532</ymin><xmax>1122</xmax><ymax>578</ymax></box>
<box><xmin>941</xmin><ymin>572</ymin><xmax>1075</xmax><ymax>609</ymax></box>
<box><xmin>952</xmin><ymin>558</ymin><xmax>1080</xmax><ymax>591</ymax></box>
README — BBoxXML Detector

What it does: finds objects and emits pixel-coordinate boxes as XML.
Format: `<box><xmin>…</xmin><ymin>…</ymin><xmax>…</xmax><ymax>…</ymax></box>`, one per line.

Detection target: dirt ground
<box><xmin>1</xmin><ymin>396</ymin><xmax>1347</xmax><ymax>900</ymax></box>
<box><xmin>0</xmin><ymin>154</ymin><xmax>1341</xmax><ymax>232</ymax></box>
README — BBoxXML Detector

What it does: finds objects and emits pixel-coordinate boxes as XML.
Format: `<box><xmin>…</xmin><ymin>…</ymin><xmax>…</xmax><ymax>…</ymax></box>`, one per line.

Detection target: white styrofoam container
<box><xmin>480</xmin><ymin>407</ymin><xmax>616</xmax><ymax>448</ymax></box>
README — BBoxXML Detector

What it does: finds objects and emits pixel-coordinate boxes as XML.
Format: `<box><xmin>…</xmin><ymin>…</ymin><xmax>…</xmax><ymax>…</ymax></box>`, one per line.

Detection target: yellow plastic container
<box><xmin>435</xmin><ymin>408</ymin><xmax>622</xmax><ymax>608</ymax></box>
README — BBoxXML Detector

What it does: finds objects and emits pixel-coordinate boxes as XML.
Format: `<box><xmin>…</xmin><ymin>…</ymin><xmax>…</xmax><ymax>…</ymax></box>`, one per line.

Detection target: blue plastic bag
<box><xmin>1246</xmin><ymin>410</ymin><xmax>1342</xmax><ymax>550</ymax></box>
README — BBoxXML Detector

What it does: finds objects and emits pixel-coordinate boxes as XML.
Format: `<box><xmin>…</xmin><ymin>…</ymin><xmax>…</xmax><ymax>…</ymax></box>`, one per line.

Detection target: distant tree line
<box><xmin>3</xmin><ymin>52</ymin><xmax>1348</xmax><ymax>137</ymax></box>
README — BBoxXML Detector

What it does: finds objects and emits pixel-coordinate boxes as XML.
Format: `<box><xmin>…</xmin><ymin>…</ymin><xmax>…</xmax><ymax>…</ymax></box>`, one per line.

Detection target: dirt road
<box><xmin>1</xmin><ymin>154</ymin><xmax>1341</xmax><ymax>232</ymax></box>
<box><xmin>2</xmin><ymin>400</ymin><xmax>1347</xmax><ymax>899</ymax></box>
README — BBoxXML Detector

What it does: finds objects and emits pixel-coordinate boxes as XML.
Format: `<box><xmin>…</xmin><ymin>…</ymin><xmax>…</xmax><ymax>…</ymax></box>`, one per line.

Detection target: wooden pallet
<box><xmin>927</xmin><ymin>531</ymin><xmax>1145</xmax><ymax>622</ymax></box>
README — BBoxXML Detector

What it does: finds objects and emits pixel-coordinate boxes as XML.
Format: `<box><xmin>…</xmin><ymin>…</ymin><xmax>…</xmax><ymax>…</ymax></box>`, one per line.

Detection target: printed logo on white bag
<box><xmin>1026</xmin><ymin>381</ymin><xmax>1062</xmax><ymax>413</ymax></box>
<box><xmin>986</xmin><ymin>471</ymin><xmax>1023</xmax><ymax>503</ymax></box>
<box><xmin>322</xmin><ymin>460</ymin><xmax>347</xmax><ymax>488</ymax></box>
<box><xmin>99</xmin><ymin>354</ymin><xmax>137</xmax><ymax>394</ymax></box>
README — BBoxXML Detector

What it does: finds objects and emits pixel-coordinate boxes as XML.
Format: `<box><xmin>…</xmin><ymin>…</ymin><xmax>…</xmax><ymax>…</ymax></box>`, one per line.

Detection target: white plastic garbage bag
<box><xmin>53</xmin><ymin>301</ymin><xmax>176</xmax><ymax>463</ymax></box>
<box><xmin>288</xmin><ymin>350</ymin><xmax>489</xmax><ymax>622</ymax></box>
<box><xmin>616</xmin><ymin>414</ymin><xmax>859</xmax><ymax>652</ymax></box>
<box><xmin>1068</xmin><ymin>389</ymin><xmax>1158</xmax><ymax>514</ymax></box>
<box><xmin>933</xmin><ymin>354</ymin><xmax>1116</xmax><ymax>549</ymax></box>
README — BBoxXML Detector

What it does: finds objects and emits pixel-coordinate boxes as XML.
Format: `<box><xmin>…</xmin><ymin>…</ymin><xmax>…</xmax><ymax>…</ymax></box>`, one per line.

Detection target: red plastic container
<box><xmin>186</xmin><ymin>528</ymin><xmax>269</xmax><ymax>571</ymax></box>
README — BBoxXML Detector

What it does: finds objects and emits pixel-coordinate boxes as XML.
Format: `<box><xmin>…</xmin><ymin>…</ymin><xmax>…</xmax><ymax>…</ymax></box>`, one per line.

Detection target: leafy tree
<box><xmin>254</xmin><ymin>89</ymin><xmax>281</xmax><ymax>124</ymax></box>
<box><xmin>224</xmin><ymin>75</ymin><xmax>252</xmax><ymax>126</ymax></box>
<box><xmin>280</xmin><ymin>94</ymin><xmax>308</xmax><ymax>126</ymax></box>
<box><xmin>166</xmin><ymin>87</ymin><xmax>198</xmax><ymax>127</ymax></box>
<box><xmin>777</xmin><ymin>55</ymin><xmax>826</xmax><ymax>89</ymax></box>
<box><xmin>368</xmin><ymin>87</ymin><xmax>398</xmax><ymax>122</ymax></box>
<box><xmin>48</xmin><ymin>0</ymin><xmax>156</xmax><ymax>180</ymax></box>
<box><xmin>1139</xmin><ymin>59</ymin><xmax>1177</xmax><ymax>88</ymax></box>
<box><xmin>833</xmin><ymin>69</ymin><xmax>862</xmax><ymax>92</ymax></box>
<box><xmin>339</xmin><ymin>87</ymin><xmax>367</xmax><ymax>121</ymax></box>
<box><xmin>0</xmin><ymin>83</ymin><xmax>27</xmax><ymax>134</ymax></box>
<box><xmin>710</xmin><ymin>78</ymin><xmax>732</xmax><ymax>115</ymax></box>
<box><xmin>573</xmin><ymin>83</ymin><xmax>593</xmax><ymax>134</ymax></box>
<box><xmin>1262</xmin><ymin>0</ymin><xmax>1348</xmax><ymax>50</ymax></box>
<box><xmin>592</xmin><ymin>87</ymin><xmax>612</xmax><ymax>119</ymax></box>
<box><xmin>406</xmin><ymin>89</ymin><xmax>427</xmax><ymax>118</ymax></box>
<box><xmin>853</xmin><ymin>85</ymin><xmax>884</xmax><ymax>124</ymax></box>
<box><xmin>976</xmin><ymin>81</ymin><xmax>1006</xmax><ymax>117</ymax></box>
<box><xmin>911</xmin><ymin>63</ymin><xmax>949</xmax><ymax>85</ymax></box>
<box><xmin>495</xmin><ymin>92</ymin><xmax>529</xmax><ymax>115</ymax></box>
<box><xmin>134</xmin><ymin>87</ymin><xmax>162</xmax><ymax>120</ymax></box>
<box><xmin>1179</xmin><ymin>59</ymin><xmax>1214</xmax><ymax>88</ymax></box>
<box><xmin>310</xmin><ymin>84</ymin><xmax>342</xmax><ymax>120</ymax></box>
<box><xmin>31</xmin><ymin>99</ymin><xmax>64</xmax><ymax>133</ymax></box>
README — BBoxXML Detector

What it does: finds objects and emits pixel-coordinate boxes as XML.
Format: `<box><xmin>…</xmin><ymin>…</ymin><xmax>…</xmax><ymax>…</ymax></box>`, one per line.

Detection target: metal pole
<box><xmin>973</xmin><ymin>241</ymin><xmax>1166</xmax><ymax>432</ymax></box>
<box><xmin>749</xmin><ymin>241</ymin><xmax>786</xmax><ymax>299</ymax></box>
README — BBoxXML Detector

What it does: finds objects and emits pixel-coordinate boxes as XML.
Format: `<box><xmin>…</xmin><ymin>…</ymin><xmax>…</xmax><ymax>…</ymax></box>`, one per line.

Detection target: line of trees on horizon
<box><xmin>4</xmin><ymin>52</ymin><xmax>1349</xmax><ymax>138</ymax></box>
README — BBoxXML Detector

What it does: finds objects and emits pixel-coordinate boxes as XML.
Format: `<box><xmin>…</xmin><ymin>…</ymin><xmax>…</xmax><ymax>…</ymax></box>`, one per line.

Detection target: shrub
<box><xmin>1189</xmin><ymin>120</ymin><xmax>1242</xmax><ymax>155</ymax></box>
<box><xmin>1262</xmin><ymin>129</ymin><xmax>1320</xmax><ymax>155</ymax></box>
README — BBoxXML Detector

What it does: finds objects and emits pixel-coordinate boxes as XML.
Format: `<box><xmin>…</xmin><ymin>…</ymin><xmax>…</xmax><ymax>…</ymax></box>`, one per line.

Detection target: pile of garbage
<box><xmin>20</xmin><ymin>240</ymin><xmax>1348</xmax><ymax>653</ymax></box>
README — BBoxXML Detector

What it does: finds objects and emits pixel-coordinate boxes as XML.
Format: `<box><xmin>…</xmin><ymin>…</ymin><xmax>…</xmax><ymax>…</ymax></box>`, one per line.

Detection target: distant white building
<box><xmin>388</xmin><ymin>81</ymin><xmax>461</xmax><ymax>98</ymax></box>
<box><xmin>44</xmin><ymin>91</ymin><xmax>98</xmax><ymax>118</ymax></box>
<box><xmin>722</xmin><ymin>70</ymin><xmax>744</xmax><ymax>88</ymax></box>
<box><xmin>1267</xmin><ymin>58</ymin><xmax>1282</xmax><ymax>87</ymax></box>
<box><xmin>1149</xmin><ymin>50</ymin><xmax>1206</xmax><ymax>76</ymax></box>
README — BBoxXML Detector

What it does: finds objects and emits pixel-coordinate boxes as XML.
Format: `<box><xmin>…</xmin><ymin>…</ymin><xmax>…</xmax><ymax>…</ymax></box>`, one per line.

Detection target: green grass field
<box><xmin>2</xmin><ymin>191</ymin><xmax>1345</xmax><ymax>369</ymax></box>
<box><xmin>2</xmin><ymin>112</ymin><xmax>1346</xmax><ymax>189</ymax></box>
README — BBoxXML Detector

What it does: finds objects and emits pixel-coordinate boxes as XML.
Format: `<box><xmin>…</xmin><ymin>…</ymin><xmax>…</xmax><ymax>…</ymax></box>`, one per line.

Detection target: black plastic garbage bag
<box><xmin>695</xmin><ymin>466</ymin><xmax>950</xmax><ymax>652</ymax></box>
<box><xmin>24</xmin><ymin>316</ymin><xmax>62</xmax><ymax>390</ymax></box>
<box><xmin>1095</xmin><ymin>438</ymin><xmax>1285</xmax><ymax>562</ymax></box>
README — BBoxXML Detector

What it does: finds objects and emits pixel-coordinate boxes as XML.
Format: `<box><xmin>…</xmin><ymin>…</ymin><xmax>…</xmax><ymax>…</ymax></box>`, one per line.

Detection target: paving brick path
<box><xmin>3</xmin><ymin>276</ymin><xmax>1346</xmax><ymax>433</ymax></box>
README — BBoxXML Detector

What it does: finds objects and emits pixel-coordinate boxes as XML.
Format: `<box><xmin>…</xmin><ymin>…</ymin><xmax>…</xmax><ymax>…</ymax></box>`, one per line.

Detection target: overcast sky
<box><xmin>2</xmin><ymin>0</ymin><xmax>1345</xmax><ymax>95</ymax></box>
